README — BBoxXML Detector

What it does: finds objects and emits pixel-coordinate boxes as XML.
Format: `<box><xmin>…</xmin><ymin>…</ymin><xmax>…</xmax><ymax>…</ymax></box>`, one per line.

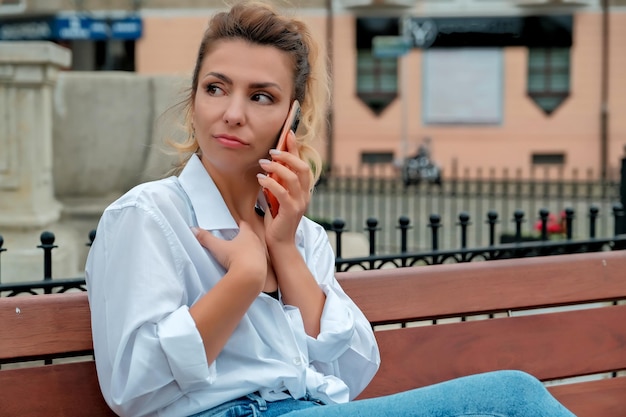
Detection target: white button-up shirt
<box><xmin>85</xmin><ymin>154</ymin><xmax>380</xmax><ymax>417</ymax></box>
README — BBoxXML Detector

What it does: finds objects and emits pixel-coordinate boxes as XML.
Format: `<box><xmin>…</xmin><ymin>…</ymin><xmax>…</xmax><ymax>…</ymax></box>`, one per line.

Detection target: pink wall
<box><xmin>136</xmin><ymin>10</ymin><xmax>626</xmax><ymax>180</ymax></box>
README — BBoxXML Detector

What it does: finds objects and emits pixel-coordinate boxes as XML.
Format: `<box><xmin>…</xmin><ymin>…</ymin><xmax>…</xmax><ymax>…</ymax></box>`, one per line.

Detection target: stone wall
<box><xmin>0</xmin><ymin>41</ymin><xmax>187</xmax><ymax>282</ymax></box>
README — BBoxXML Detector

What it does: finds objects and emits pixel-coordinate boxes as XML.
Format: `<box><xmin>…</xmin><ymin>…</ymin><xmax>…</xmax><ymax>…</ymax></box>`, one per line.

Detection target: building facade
<box><xmin>2</xmin><ymin>0</ymin><xmax>625</xmax><ymax>180</ymax></box>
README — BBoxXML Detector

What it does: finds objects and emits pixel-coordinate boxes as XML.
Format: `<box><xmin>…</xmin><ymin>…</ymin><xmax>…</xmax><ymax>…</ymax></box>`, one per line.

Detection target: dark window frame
<box><xmin>527</xmin><ymin>47</ymin><xmax>571</xmax><ymax>116</ymax></box>
<box><xmin>532</xmin><ymin>153</ymin><xmax>566</xmax><ymax>165</ymax></box>
<box><xmin>361</xmin><ymin>151</ymin><xmax>395</xmax><ymax>165</ymax></box>
<box><xmin>356</xmin><ymin>49</ymin><xmax>398</xmax><ymax>115</ymax></box>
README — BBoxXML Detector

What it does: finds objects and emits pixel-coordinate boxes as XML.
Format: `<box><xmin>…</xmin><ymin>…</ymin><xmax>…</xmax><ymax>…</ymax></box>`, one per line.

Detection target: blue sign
<box><xmin>55</xmin><ymin>16</ymin><xmax>106</xmax><ymax>40</ymax></box>
<box><xmin>110</xmin><ymin>16</ymin><xmax>143</xmax><ymax>40</ymax></box>
<box><xmin>0</xmin><ymin>14</ymin><xmax>142</xmax><ymax>41</ymax></box>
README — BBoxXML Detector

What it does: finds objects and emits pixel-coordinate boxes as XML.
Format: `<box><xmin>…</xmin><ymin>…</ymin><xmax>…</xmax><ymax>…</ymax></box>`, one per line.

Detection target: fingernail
<box><xmin>257</xmin><ymin>173</ymin><xmax>267</xmax><ymax>180</ymax></box>
<box><xmin>259</xmin><ymin>158</ymin><xmax>271</xmax><ymax>165</ymax></box>
<box><xmin>190</xmin><ymin>227</ymin><xmax>200</xmax><ymax>236</ymax></box>
<box><xmin>269</xmin><ymin>149</ymin><xmax>281</xmax><ymax>155</ymax></box>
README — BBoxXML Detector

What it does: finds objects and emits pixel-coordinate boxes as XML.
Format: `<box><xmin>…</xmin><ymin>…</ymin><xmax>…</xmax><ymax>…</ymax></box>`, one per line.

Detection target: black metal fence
<box><xmin>329</xmin><ymin>208</ymin><xmax>626</xmax><ymax>271</ymax></box>
<box><xmin>0</xmin><ymin>231</ymin><xmax>92</xmax><ymax>297</ymax></box>
<box><xmin>309</xmin><ymin>162</ymin><xmax>624</xmax><ymax>252</ymax></box>
<box><xmin>3</xmin><ymin>156</ymin><xmax>626</xmax><ymax>295</ymax></box>
<box><xmin>2</xmin><ymin>207</ymin><xmax>626</xmax><ymax>296</ymax></box>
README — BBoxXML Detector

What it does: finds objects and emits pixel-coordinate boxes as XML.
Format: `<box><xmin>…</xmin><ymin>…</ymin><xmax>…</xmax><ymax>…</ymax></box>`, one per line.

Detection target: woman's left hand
<box><xmin>258</xmin><ymin>133</ymin><xmax>326</xmax><ymax>336</ymax></box>
<box><xmin>257</xmin><ymin>131</ymin><xmax>311</xmax><ymax>247</ymax></box>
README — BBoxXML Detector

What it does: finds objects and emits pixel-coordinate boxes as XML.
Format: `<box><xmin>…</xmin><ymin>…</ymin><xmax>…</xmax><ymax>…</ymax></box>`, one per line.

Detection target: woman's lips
<box><xmin>215</xmin><ymin>135</ymin><xmax>248</xmax><ymax>149</ymax></box>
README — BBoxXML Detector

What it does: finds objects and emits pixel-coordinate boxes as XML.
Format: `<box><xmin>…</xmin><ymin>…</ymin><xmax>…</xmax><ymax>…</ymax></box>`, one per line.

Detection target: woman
<box><xmin>85</xmin><ymin>2</ymin><xmax>577</xmax><ymax>417</ymax></box>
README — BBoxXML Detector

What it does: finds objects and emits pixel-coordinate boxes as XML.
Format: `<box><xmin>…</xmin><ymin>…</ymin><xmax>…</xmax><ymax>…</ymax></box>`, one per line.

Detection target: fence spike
<box><xmin>458</xmin><ymin>212</ymin><xmax>471</xmax><ymax>249</ymax></box>
<box><xmin>429</xmin><ymin>214</ymin><xmax>441</xmax><ymax>251</ymax></box>
<box><xmin>365</xmin><ymin>218</ymin><xmax>379</xmax><ymax>259</ymax></box>
<box><xmin>332</xmin><ymin>219</ymin><xmax>346</xmax><ymax>259</ymax></box>
<box><xmin>564</xmin><ymin>207</ymin><xmax>575</xmax><ymax>240</ymax></box>
<box><xmin>88</xmin><ymin>229</ymin><xmax>97</xmax><ymax>246</ymax></box>
<box><xmin>538</xmin><ymin>208</ymin><xmax>550</xmax><ymax>241</ymax></box>
<box><xmin>398</xmin><ymin>216</ymin><xmax>411</xmax><ymax>254</ymax></box>
<box><xmin>612</xmin><ymin>203</ymin><xmax>623</xmax><ymax>236</ymax></box>
<box><xmin>486</xmin><ymin>210</ymin><xmax>499</xmax><ymax>246</ymax></box>
<box><xmin>513</xmin><ymin>210</ymin><xmax>525</xmax><ymax>242</ymax></box>
<box><xmin>37</xmin><ymin>231</ymin><xmax>57</xmax><ymax>289</ymax></box>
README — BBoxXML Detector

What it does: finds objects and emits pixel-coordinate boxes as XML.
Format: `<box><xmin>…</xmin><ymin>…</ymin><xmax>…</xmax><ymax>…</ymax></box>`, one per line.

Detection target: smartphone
<box><xmin>263</xmin><ymin>100</ymin><xmax>301</xmax><ymax>217</ymax></box>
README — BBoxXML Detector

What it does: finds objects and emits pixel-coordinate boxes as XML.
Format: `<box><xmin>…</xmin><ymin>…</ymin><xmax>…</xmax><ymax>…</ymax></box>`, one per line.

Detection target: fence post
<box><xmin>88</xmin><ymin>229</ymin><xmax>97</xmax><ymax>246</ymax></box>
<box><xmin>589</xmin><ymin>206</ymin><xmax>599</xmax><ymax>238</ymax></box>
<box><xmin>37</xmin><ymin>232</ymin><xmax>57</xmax><ymax>294</ymax></box>
<box><xmin>486</xmin><ymin>211</ymin><xmax>498</xmax><ymax>246</ymax></box>
<box><xmin>365</xmin><ymin>218</ymin><xmax>379</xmax><ymax>270</ymax></box>
<box><xmin>429</xmin><ymin>214</ymin><xmax>441</xmax><ymax>251</ymax></box>
<box><xmin>0</xmin><ymin>235</ymin><xmax>5</xmax><ymax>283</ymax></box>
<box><xmin>513</xmin><ymin>210</ymin><xmax>525</xmax><ymax>242</ymax></box>
<box><xmin>613</xmin><ymin>203</ymin><xmax>625</xmax><ymax>237</ymax></box>
<box><xmin>538</xmin><ymin>208</ymin><xmax>550</xmax><ymax>241</ymax></box>
<box><xmin>458</xmin><ymin>212</ymin><xmax>471</xmax><ymax>249</ymax></box>
<box><xmin>398</xmin><ymin>216</ymin><xmax>411</xmax><ymax>254</ymax></box>
<box><xmin>331</xmin><ymin>219</ymin><xmax>345</xmax><ymax>259</ymax></box>
<box><xmin>564</xmin><ymin>207</ymin><xmax>574</xmax><ymax>240</ymax></box>
<box><xmin>615</xmin><ymin>146</ymin><xmax>626</xmax><ymax>235</ymax></box>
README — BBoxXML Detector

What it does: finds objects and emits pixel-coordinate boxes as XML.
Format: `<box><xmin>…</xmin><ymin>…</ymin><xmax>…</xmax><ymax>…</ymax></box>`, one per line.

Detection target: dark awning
<box><xmin>357</xmin><ymin>15</ymin><xmax>573</xmax><ymax>49</ymax></box>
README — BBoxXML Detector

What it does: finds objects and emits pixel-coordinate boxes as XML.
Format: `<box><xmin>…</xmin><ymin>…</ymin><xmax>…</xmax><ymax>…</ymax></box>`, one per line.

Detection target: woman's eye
<box><xmin>251</xmin><ymin>93</ymin><xmax>273</xmax><ymax>104</ymax></box>
<box><xmin>206</xmin><ymin>84</ymin><xmax>224</xmax><ymax>96</ymax></box>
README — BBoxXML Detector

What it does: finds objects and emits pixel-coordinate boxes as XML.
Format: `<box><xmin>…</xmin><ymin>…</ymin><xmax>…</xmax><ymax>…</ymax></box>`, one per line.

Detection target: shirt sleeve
<box><xmin>86</xmin><ymin>200</ymin><xmax>213</xmax><ymax>416</ymax></box>
<box><xmin>302</xmin><ymin>221</ymin><xmax>381</xmax><ymax>400</ymax></box>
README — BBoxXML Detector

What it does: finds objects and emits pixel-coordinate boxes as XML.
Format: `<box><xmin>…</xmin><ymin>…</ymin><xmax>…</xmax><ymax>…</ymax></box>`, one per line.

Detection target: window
<box><xmin>356</xmin><ymin>50</ymin><xmax>398</xmax><ymax>115</ymax></box>
<box><xmin>532</xmin><ymin>153</ymin><xmax>565</xmax><ymax>165</ymax></box>
<box><xmin>527</xmin><ymin>48</ymin><xmax>571</xmax><ymax>115</ymax></box>
<box><xmin>356</xmin><ymin>17</ymin><xmax>399</xmax><ymax>115</ymax></box>
<box><xmin>361</xmin><ymin>151</ymin><xmax>395</xmax><ymax>165</ymax></box>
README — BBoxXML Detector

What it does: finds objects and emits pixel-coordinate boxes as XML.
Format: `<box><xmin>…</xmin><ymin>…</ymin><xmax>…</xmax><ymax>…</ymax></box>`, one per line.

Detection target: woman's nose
<box><xmin>223</xmin><ymin>98</ymin><xmax>245</xmax><ymax>126</ymax></box>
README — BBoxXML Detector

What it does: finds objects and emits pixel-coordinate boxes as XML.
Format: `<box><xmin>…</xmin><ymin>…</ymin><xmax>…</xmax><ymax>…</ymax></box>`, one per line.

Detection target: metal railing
<box><xmin>308</xmin><ymin>163</ymin><xmax>624</xmax><ymax>252</ymax></box>
<box><xmin>1</xmin><ymin>204</ymin><xmax>625</xmax><ymax>295</ymax></box>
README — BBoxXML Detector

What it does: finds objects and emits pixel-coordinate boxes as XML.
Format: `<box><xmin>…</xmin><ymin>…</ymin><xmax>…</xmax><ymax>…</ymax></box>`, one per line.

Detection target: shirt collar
<box><xmin>178</xmin><ymin>153</ymin><xmax>238</xmax><ymax>231</ymax></box>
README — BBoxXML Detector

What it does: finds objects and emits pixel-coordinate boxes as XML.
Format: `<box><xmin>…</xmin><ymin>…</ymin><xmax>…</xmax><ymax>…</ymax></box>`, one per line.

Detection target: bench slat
<box><xmin>0</xmin><ymin>292</ymin><xmax>92</xmax><ymax>361</ymax></box>
<box><xmin>548</xmin><ymin>376</ymin><xmax>626</xmax><ymax>417</ymax></box>
<box><xmin>359</xmin><ymin>304</ymin><xmax>626</xmax><ymax>398</ymax></box>
<box><xmin>338</xmin><ymin>251</ymin><xmax>626</xmax><ymax>324</ymax></box>
<box><xmin>0</xmin><ymin>361</ymin><xmax>116</xmax><ymax>417</ymax></box>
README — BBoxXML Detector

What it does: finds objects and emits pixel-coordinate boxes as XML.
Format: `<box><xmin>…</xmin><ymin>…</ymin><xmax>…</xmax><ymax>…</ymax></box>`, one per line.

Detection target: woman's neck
<box><xmin>203</xmin><ymin>160</ymin><xmax>262</xmax><ymax>223</ymax></box>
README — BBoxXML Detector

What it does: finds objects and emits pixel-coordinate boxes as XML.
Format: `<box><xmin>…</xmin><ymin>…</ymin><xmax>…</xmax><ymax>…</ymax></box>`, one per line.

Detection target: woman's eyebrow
<box><xmin>203</xmin><ymin>73</ymin><xmax>283</xmax><ymax>92</ymax></box>
<box><xmin>250</xmin><ymin>82</ymin><xmax>282</xmax><ymax>91</ymax></box>
<box><xmin>204</xmin><ymin>72</ymin><xmax>232</xmax><ymax>84</ymax></box>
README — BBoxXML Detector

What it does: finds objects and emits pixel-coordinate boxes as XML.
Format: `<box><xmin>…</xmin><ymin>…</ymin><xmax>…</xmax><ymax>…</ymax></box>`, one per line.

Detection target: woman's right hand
<box><xmin>190</xmin><ymin>222</ymin><xmax>268</xmax><ymax>364</ymax></box>
<box><xmin>193</xmin><ymin>222</ymin><xmax>267</xmax><ymax>291</ymax></box>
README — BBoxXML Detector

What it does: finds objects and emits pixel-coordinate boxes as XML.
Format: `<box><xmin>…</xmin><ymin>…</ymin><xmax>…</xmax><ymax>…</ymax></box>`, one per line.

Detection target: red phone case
<box><xmin>264</xmin><ymin>101</ymin><xmax>301</xmax><ymax>217</ymax></box>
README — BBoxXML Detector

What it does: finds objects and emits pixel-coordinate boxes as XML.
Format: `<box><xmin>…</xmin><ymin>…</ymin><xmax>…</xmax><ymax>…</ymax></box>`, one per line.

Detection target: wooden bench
<box><xmin>1</xmin><ymin>250</ymin><xmax>625</xmax><ymax>417</ymax></box>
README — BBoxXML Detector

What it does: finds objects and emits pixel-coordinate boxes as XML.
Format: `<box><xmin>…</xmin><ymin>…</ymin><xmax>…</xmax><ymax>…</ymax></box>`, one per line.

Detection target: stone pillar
<box><xmin>0</xmin><ymin>42</ymin><xmax>70</xmax><ymax>227</ymax></box>
<box><xmin>0</xmin><ymin>42</ymin><xmax>76</xmax><ymax>283</ymax></box>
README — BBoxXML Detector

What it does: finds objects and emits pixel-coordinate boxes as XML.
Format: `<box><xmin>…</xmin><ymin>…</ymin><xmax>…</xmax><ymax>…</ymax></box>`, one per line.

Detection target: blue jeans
<box><xmin>190</xmin><ymin>371</ymin><xmax>577</xmax><ymax>417</ymax></box>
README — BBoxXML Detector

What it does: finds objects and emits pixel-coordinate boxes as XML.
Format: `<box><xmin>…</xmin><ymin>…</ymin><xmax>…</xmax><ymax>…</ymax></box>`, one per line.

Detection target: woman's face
<box><xmin>192</xmin><ymin>38</ymin><xmax>295</xmax><ymax>176</ymax></box>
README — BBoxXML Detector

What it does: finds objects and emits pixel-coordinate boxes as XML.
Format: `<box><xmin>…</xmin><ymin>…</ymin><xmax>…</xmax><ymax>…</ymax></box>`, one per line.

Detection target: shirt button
<box><xmin>293</xmin><ymin>357</ymin><xmax>302</xmax><ymax>366</ymax></box>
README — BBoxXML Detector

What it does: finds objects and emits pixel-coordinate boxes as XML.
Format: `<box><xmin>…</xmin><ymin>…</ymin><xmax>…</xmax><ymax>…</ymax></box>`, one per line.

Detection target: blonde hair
<box><xmin>169</xmin><ymin>0</ymin><xmax>329</xmax><ymax>181</ymax></box>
